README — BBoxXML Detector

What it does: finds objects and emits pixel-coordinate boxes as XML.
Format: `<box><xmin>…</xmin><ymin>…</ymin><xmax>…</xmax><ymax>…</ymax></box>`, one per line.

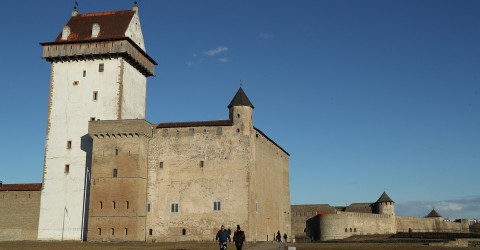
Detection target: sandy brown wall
<box><xmin>252</xmin><ymin>130</ymin><xmax>290</xmax><ymax>242</ymax></box>
<box><xmin>318</xmin><ymin>212</ymin><xmax>395</xmax><ymax>241</ymax></box>
<box><xmin>146</xmin><ymin>125</ymin><xmax>252</xmax><ymax>242</ymax></box>
<box><xmin>0</xmin><ymin>191</ymin><xmax>41</xmax><ymax>241</ymax></box>
<box><xmin>396</xmin><ymin>216</ymin><xmax>469</xmax><ymax>233</ymax></box>
<box><xmin>88</xmin><ymin>120</ymin><xmax>152</xmax><ymax>242</ymax></box>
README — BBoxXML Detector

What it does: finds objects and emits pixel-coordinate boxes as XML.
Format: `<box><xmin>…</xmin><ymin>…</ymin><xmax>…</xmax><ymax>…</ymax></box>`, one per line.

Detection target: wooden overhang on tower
<box><xmin>39</xmin><ymin>10</ymin><xmax>156</xmax><ymax>77</ymax></box>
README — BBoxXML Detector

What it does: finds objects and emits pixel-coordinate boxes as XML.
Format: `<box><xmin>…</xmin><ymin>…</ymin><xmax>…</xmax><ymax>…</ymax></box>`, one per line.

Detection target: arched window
<box><xmin>345</xmin><ymin>228</ymin><xmax>348</xmax><ymax>232</ymax></box>
<box><xmin>126</xmin><ymin>201</ymin><xmax>129</xmax><ymax>209</ymax></box>
<box><xmin>182</xmin><ymin>228</ymin><xmax>186</xmax><ymax>235</ymax></box>
<box><xmin>149</xmin><ymin>229</ymin><xmax>153</xmax><ymax>235</ymax></box>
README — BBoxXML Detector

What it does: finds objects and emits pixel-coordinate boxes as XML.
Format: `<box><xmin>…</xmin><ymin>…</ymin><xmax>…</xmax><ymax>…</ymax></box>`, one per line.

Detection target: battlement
<box><xmin>89</xmin><ymin>119</ymin><xmax>153</xmax><ymax>138</ymax></box>
<box><xmin>41</xmin><ymin>39</ymin><xmax>156</xmax><ymax>76</ymax></box>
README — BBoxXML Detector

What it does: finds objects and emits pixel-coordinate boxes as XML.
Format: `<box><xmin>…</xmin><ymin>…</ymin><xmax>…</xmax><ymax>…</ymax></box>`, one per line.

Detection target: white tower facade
<box><xmin>37</xmin><ymin>6</ymin><xmax>156</xmax><ymax>240</ymax></box>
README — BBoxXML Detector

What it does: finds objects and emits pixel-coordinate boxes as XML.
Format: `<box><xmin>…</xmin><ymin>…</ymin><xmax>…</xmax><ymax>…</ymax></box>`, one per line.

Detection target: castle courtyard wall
<box><xmin>318</xmin><ymin>212</ymin><xmax>396</xmax><ymax>241</ymax></box>
<box><xmin>0</xmin><ymin>189</ymin><xmax>41</xmax><ymax>241</ymax></box>
<box><xmin>396</xmin><ymin>216</ymin><xmax>469</xmax><ymax>233</ymax></box>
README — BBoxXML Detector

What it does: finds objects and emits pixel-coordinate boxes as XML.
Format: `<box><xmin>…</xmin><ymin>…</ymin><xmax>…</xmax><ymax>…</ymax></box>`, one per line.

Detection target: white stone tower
<box><xmin>37</xmin><ymin>4</ymin><xmax>156</xmax><ymax>240</ymax></box>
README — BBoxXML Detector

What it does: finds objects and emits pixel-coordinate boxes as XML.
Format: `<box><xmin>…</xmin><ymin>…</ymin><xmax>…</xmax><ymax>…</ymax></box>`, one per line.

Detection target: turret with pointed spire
<box><xmin>228</xmin><ymin>87</ymin><xmax>254</xmax><ymax>136</ymax></box>
<box><xmin>373</xmin><ymin>191</ymin><xmax>395</xmax><ymax>215</ymax></box>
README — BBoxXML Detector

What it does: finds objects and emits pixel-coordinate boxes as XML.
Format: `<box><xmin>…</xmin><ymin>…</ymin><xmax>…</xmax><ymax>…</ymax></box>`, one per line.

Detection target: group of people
<box><xmin>275</xmin><ymin>230</ymin><xmax>288</xmax><ymax>242</ymax></box>
<box><xmin>216</xmin><ymin>225</ymin><xmax>245</xmax><ymax>250</ymax></box>
<box><xmin>216</xmin><ymin>225</ymin><xmax>288</xmax><ymax>250</ymax></box>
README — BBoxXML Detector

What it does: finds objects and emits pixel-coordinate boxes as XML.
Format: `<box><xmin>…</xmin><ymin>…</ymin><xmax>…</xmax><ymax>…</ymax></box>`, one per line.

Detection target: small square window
<box><xmin>171</xmin><ymin>203</ymin><xmax>179</xmax><ymax>213</ymax></box>
<box><xmin>93</xmin><ymin>91</ymin><xmax>98</xmax><ymax>101</ymax></box>
<box><xmin>113</xmin><ymin>168</ymin><xmax>118</xmax><ymax>177</ymax></box>
<box><xmin>159</xmin><ymin>162</ymin><xmax>164</xmax><ymax>169</ymax></box>
<box><xmin>99</xmin><ymin>63</ymin><xmax>104</xmax><ymax>72</ymax></box>
<box><xmin>67</xmin><ymin>140</ymin><xmax>72</xmax><ymax>149</ymax></box>
<box><xmin>73</xmin><ymin>81</ymin><xmax>79</xmax><ymax>86</ymax></box>
<box><xmin>64</xmin><ymin>164</ymin><xmax>70</xmax><ymax>174</ymax></box>
<box><xmin>90</xmin><ymin>117</ymin><xmax>96</xmax><ymax>121</ymax></box>
<box><xmin>213</xmin><ymin>201</ymin><xmax>221</xmax><ymax>211</ymax></box>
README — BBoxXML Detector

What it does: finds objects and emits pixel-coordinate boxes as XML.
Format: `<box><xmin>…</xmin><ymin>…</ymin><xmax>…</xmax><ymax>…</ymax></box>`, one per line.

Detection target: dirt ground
<box><xmin>0</xmin><ymin>241</ymin><xmax>479</xmax><ymax>250</ymax></box>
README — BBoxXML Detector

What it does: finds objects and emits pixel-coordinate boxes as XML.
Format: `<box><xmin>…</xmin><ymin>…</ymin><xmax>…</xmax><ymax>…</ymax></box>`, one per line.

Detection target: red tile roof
<box><xmin>55</xmin><ymin>10</ymin><xmax>135</xmax><ymax>42</ymax></box>
<box><xmin>0</xmin><ymin>183</ymin><xmax>42</xmax><ymax>191</ymax></box>
<box><xmin>156</xmin><ymin>120</ymin><xmax>233</xmax><ymax>129</ymax></box>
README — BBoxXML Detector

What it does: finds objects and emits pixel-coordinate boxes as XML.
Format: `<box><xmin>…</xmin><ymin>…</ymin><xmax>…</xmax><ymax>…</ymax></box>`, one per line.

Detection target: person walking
<box><xmin>216</xmin><ymin>225</ymin><xmax>231</xmax><ymax>250</ymax></box>
<box><xmin>276</xmin><ymin>231</ymin><xmax>281</xmax><ymax>242</ymax></box>
<box><xmin>283</xmin><ymin>233</ymin><xmax>287</xmax><ymax>242</ymax></box>
<box><xmin>233</xmin><ymin>225</ymin><xmax>246</xmax><ymax>250</ymax></box>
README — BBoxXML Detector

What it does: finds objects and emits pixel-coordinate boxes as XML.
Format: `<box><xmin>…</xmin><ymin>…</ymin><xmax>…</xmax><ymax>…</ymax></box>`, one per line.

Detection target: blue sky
<box><xmin>0</xmin><ymin>0</ymin><xmax>479</xmax><ymax>219</ymax></box>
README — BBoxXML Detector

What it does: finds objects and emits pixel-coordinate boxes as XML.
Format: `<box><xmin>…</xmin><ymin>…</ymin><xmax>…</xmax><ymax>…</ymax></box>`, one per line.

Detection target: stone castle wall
<box><xmin>146</xmin><ymin>123</ymin><xmax>252</xmax><ymax>242</ymax></box>
<box><xmin>252</xmin><ymin>129</ymin><xmax>290</xmax><ymax>241</ymax></box>
<box><xmin>88</xmin><ymin>120</ymin><xmax>152</xmax><ymax>241</ymax></box>
<box><xmin>396</xmin><ymin>216</ymin><xmax>469</xmax><ymax>233</ymax></box>
<box><xmin>317</xmin><ymin>212</ymin><xmax>396</xmax><ymax>241</ymax></box>
<box><xmin>0</xmin><ymin>190</ymin><xmax>41</xmax><ymax>241</ymax></box>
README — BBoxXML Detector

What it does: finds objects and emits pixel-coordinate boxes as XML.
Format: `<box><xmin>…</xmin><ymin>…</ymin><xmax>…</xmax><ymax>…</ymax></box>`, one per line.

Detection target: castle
<box><xmin>291</xmin><ymin>192</ymin><xmax>470</xmax><ymax>241</ymax></box>
<box><xmin>1</xmin><ymin>3</ymin><xmax>290</xmax><ymax>242</ymax></box>
<box><xmin>0</xmin><ymin>3</ymin><xmax>473</xmax><ymax>243</ymax></box>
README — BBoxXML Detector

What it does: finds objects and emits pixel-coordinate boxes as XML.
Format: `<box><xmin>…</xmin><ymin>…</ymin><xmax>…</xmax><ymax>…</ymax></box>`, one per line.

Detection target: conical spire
<box><xmin>228</xmin><ymin>87</ymin><xmax>254</xmax><ymax>109</ymax></box>
<box><xmin>426</xmin><ymin>209</ymin><xmax>442</xmax><ymax>218</ymax></box>
<box><xmin>376</xmin><ymin>191</ymin><xmax>394</xmax><ymax>203</ymax></box>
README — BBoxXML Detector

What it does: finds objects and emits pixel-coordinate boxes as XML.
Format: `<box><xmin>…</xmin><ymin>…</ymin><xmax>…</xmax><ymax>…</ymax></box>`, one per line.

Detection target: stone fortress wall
<box><xmin>396</xmin><ymin>216</ymin><xmax>469</xmax><ymax>233</ymax></box>
<box><xmin>301</xmin><ymin>192</ymin><xmax>470</xmax><ymax>241</ymax></box>
<box><xmin>316</xmin><ymin>212</ymin><xmax>395</xmax><ymax>241</ymax></box>
<box><xmin>0</xmin><ymin>184</ymin><xmax>42</xmax><ymax>241</ymax></box>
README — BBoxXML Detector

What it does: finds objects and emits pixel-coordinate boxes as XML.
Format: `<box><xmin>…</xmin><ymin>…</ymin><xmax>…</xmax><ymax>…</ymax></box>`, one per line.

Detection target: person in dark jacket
<box><xmin>216</xmin><ymin>225</ymin><xmax>231</xmax><ymax>250</ymax></box>
<box><xmin>233</xmin><ymin>225</ymin><xmax>246</xmax><ymax>250</ymax></box>
<box><xmin>276</xmin><ymin>231</ymin><xmax>281</xmax><ymax>242</ymax></box>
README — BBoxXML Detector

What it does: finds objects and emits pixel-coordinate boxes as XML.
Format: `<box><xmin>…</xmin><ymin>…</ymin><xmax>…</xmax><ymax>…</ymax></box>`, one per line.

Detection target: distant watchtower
<box><xmin>37</xmin><ymin>4</ymin><xmax>156</xmax><ymax>241</ymax></box>
<box><xmin>373</xmin><ymin>191</ymin><xmax>395</xmax><ymax>216</ymax></box>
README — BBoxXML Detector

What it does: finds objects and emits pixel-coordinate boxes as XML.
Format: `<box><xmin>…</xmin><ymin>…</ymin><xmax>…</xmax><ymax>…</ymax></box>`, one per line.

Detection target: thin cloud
<box><xmin>218</xmin><ymin>58</ymin><xmax>230</xmax><ymax>63</ymax></box>
<box><xmin>203</xmin><ymin>46</ymin><xmax>228</xmax><ymax>56</ymax></box>
<box><xmin>396</xmin><ymin>195</ymin><xmax>480</xmax><ymax>220</ymax></box>
<box><xmin>259</xmin><ymin>32</ymin><xmax>273</xmax><ymax>39</ymax></box>
<box><xmin>186</xmin><ymin>58</ymin><xmax>203</xmax><ymax>66</ymax></box>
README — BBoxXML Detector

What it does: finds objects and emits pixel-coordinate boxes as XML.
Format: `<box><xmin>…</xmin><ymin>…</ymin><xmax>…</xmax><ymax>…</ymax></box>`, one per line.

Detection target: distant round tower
<box><xmin>374</xmin><ymin>192</ymin><xmax>395</xmax><ymax>216</ymax></box>
<box><xmin>425</xmin><ymin>209</ymin><xmax>443</xmax><ymax>220</ymax></box>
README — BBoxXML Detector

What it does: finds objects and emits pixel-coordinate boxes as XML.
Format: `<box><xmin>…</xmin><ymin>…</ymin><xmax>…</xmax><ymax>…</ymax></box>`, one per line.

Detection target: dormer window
<box><xmin>92</xmin><ymin>23</ymin><xmax>100</xmax><ymax>38</ymax></box>
<box><xmin>62</xmin><ymin>26</ymin><xmax>71</xmax><ymax>40</ymax></box>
